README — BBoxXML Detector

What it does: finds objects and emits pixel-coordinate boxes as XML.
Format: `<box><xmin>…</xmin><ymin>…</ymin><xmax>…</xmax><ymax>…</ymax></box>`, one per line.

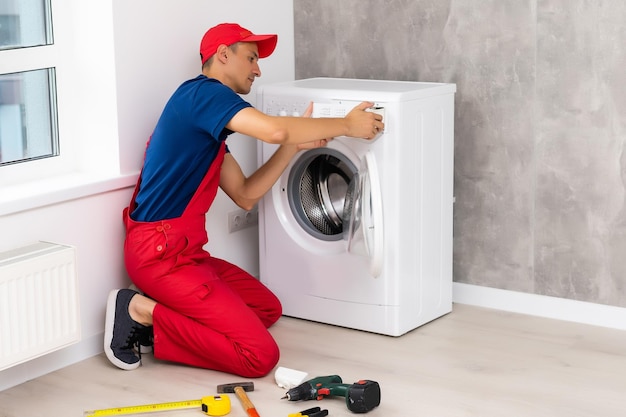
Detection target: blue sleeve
<box><xmin>192</xmin><ymin>81</ymin><xmax>251</xmax><ymax>141</ymax></box>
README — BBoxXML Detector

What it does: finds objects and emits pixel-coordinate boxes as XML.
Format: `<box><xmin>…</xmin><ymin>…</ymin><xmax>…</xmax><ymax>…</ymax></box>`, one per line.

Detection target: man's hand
<box><xmin>345</xmin><ymin>101</ymin><xmax>385</xmax><ymax>140</ymax></box>
<box><xmin>297</xmin><ymin>138</ymin><xmax>331</xmax><ymax>150</ymax></box>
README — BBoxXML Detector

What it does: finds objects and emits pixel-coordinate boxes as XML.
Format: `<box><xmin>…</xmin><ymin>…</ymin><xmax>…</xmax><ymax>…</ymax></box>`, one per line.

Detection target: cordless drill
<box><xmin>281</xmin><ymin>375</ymin><xmax>380</xmax><ymax>413</ymax></box>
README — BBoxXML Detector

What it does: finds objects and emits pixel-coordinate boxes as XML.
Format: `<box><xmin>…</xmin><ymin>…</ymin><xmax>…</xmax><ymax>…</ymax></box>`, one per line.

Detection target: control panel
<box><xmin>262</xmin><ymin>97</ymin><xmax>310</xmax><ymax>117</ymax></box>
<box><xmin>262</xmin><ymin>97</ymin><xmax>387</xmax><ymax>133</ymax></box>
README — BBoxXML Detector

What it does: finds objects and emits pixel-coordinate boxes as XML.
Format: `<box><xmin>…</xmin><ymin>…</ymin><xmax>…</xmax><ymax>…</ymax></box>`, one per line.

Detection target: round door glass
<box><xmin>287</xmin><ymin>148</ymin><xmax>358</xmax><ymax>241</ymax></box>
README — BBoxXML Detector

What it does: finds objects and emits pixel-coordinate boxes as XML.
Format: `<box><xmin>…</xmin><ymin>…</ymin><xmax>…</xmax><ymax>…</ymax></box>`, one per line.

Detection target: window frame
<box><xmin>0</xmin><ymin>67</ymin><xmax>60</xmax><ymax>168</ymax></box>
<box><xmin>0</xmin><ymin>0</ymin><xmax>136</xmax><ymax>215</ymax></box>
<box><xmin>0</xmin><ymin>0</ymin><xmax>69</xmax><ymax>184</ymax></box>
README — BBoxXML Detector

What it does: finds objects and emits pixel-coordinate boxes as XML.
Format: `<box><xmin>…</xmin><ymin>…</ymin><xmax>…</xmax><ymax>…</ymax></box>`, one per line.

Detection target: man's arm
<box><xmin>226</xmin><ymin>101</ymin><xmax>383</xmax><ymax>145</ymax></box>
<box><xmin>219</xmin><ymin>144</ymin><xmax>301</xmax><ymax>210</ymax></box>
<box><xmin>220</xmin><ymin>101</ymin><xmax>382</xmax><ymax>210</ymax></box>
<box><xmin>220</xmin><ymin>103</ymin><xmax>333</xmax><ymax>210</ymax></box>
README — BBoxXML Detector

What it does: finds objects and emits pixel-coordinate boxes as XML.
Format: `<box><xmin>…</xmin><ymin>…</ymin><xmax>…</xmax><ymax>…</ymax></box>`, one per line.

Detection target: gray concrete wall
<box><xmin>293</xmin><ymin>0</ymin><xmax>626</xmax><ymax>307</ymax></box>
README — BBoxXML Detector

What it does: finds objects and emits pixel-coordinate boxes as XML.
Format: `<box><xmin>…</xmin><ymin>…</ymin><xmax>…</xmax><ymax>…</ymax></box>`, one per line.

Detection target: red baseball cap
<box><xmin>200</xmin><ymin>23</ymin><xmax>278</xmax><ymax>65</ymax></box>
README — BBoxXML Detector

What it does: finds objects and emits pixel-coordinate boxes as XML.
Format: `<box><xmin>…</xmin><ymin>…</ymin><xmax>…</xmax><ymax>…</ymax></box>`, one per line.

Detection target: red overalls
<box><xmin>122</xmin><ymin>142</ymin><xmax>281</xmax><ymax>377</ymax></box>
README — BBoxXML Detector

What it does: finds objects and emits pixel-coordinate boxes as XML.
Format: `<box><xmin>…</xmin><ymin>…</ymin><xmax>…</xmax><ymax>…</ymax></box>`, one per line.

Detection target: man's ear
<box><xmin>215</xmin><ymin>44</ymin><xmax>229</xmax><ymax>63</ymax></box>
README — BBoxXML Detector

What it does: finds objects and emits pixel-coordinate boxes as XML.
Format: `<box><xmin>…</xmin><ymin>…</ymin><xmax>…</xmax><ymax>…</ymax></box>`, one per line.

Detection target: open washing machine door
<box><xmin>343</xmin><ymin>151</ymin><xmax>384</xmax><ymax>277</ymax></box>
<box><xmin>286</xmin><ymin>147</ymin><xmax>383</xmax><ymax>276</ymax></box>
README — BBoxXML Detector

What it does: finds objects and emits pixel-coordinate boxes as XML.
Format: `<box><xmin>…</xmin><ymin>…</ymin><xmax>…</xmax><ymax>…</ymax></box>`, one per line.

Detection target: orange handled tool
<box><xmin>234</xmin><ymin>386</ymin><xmax>260</xmax><ymax>417</ymax></box>
<box><xmin>217</xmin><ymin>381</ymin><xmax>260</xmax><ymax>417</ymax></box>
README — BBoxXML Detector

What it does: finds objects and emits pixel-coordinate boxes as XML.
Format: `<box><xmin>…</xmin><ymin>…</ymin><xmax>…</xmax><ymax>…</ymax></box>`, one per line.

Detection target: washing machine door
<box><xmin>343</xmin><ymin>151</ymin><xmax>384</xmax><ymax>277</ymax></box>
<box><xmin>287</xmin><ymin>147</ymin><xmax>383</xmax><ymax>276</ymax></box>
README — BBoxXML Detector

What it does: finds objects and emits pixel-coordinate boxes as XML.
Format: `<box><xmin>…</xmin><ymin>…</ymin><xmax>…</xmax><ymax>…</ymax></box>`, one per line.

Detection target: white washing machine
<box><xmin>257</xmin><ymin>78</ymin><xmax>456</xmax><ymax>336</ymax></box>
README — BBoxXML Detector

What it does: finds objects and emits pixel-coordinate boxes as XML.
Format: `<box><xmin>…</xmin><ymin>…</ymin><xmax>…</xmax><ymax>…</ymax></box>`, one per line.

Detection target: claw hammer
<box><xmin>217</xmin><ymin>382</ymin><xmax>259</xmax><ymax>417</ymax></box>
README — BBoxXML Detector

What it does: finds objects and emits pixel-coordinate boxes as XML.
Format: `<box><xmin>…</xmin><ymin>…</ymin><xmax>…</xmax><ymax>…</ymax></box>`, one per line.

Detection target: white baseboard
<box><xmin>453</xmin><ymin>282</ymin><xmax>626</xmax><ymax>331</ymax></box>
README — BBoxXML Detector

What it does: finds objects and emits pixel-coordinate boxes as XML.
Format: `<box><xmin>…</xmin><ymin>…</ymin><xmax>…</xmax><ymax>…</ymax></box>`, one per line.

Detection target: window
<box><xmin>0</xmin><ymin>0</ymin><xmax>58</xmax><ymax>167</ymax></box>
<box><xmin>0</xmin><ymin>69</ymin><xmax>58</xmax><ymax>165</ymax></box>
<box><xmin>0</xmin><ymin>1</ymin><xmax>138</xmax><ymax>215</ymax></box>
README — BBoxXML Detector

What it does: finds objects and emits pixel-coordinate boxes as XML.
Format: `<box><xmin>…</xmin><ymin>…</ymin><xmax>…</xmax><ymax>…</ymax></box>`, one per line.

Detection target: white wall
<box><xmin>0</xmin><ymin>0</ymin><xmax>294</xmax><ymax>391</ymax></box>
<box><xmin>112</xmin><ymin>0</ymin><xmax>295</xmax><ymax>268</ymax></box>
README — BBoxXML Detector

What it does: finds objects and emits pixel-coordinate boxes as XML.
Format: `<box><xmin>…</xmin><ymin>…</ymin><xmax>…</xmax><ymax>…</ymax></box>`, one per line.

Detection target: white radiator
<box><xmin>0</xmin><ymin>242</ymin><xmax>80</xmax><ymax>371</ymax></box>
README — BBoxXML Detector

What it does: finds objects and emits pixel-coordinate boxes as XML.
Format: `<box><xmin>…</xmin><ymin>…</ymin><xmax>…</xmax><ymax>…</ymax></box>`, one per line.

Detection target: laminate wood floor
<box><xmin>1</xmin><ymin>304</ymin><xmax>625</xmax><ymax>417</ymax></box>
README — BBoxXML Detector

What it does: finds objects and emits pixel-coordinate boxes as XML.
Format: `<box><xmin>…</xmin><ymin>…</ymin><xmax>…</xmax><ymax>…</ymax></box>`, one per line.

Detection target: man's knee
<box><xmin>242</xmin><ymin>339</ymin><xmax>280</xmax><ymax>378</ymax></box>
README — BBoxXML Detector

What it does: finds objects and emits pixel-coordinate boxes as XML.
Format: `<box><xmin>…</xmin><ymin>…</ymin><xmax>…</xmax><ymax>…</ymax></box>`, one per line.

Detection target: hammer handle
<box><xmin>234</xmin><ymin>386</ymin><xmax>260</xmax><ymax>417</ymax></box>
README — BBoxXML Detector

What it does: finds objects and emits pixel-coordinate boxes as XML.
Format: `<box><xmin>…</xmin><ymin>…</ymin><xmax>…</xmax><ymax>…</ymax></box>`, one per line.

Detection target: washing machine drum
<box><xmin>288</xmin><ymin>148</ymin><xmax>358</xmax><ymax>241</ymax></box>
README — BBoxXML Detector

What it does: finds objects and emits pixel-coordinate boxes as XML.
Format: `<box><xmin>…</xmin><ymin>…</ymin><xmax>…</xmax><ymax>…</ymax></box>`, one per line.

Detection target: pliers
<box><xmin>288</xmin><ymin>406</ymin><xmax>329</xmax><ymax>417</ymax></box>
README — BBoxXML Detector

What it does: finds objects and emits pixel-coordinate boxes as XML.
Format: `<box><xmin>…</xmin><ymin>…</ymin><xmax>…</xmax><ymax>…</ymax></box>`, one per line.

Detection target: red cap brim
<box><xmin>241</xmin><ymin>34</ymin><xmax>278</xmax><ymax>58</ymax></box>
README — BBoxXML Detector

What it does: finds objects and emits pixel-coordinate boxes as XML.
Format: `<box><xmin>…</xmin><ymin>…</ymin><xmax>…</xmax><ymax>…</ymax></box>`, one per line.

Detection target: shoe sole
<box><xmin>139</xmin><ymin>344</ymin><xmax>153</xmax><ymax>354</ymax></box>
<box><xmin>104</xmin><ymin>289</ymin><xmax>140</xmax><ymax>370</ymax></box>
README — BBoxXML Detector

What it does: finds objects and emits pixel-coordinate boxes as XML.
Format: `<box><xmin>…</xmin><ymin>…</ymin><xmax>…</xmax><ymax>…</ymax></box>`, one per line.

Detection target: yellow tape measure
<box><xmin>84</xmin><ymin>394</ymin><xmax>231</xmax><ymax>416</ymax></box>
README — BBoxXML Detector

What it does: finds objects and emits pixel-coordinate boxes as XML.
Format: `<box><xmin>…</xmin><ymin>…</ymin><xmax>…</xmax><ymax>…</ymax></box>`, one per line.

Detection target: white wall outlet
<box><xmin>228</xmin><ymin>207</ymin><xmax>258</xmax><ymax>233</ymax></box>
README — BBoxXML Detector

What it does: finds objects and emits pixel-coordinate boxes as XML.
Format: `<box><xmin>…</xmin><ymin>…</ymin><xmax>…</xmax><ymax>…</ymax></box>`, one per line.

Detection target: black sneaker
<box><xmin>128</xmin><ymin>284</ymin><xmax>153</xmax><ymax>354</ymax></box>
<box><xmin>104</xmin><ymin>289</ymin><xmax>151</xmax><ymax>370</ymax></box>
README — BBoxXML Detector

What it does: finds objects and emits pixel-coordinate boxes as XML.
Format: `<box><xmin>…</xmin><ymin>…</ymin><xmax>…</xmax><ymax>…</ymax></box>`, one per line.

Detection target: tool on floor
<box><xmin>281</xmin><ymin>375</ymin><xmax>380</xmax><ymax>413</ymax></box>
<box><xmin>288</xmin><ymin>406</ymin><xmax>329</xmax><ymax>417</ymax></box>
<box><xmin>217</xmin><ymin>381</ymin><xmax>260</xmax><ymax>417</ymax></box>
<box><xmin>83</xmin><ymin>394</ymin><xmax>231</xmax><ymax>416</ymax></box>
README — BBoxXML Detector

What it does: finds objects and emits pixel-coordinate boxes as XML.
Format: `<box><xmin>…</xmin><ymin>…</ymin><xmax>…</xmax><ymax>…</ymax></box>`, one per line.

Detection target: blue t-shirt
<box><xmin>131</xmin><ymin>75</ymin><xmax>251</xmax><ymax>222</ymax></box>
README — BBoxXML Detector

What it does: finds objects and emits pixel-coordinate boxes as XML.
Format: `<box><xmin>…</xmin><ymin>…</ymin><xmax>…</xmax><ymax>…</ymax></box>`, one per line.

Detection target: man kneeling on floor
<box><xmin>104</xmin><ymin>22</ymin><xmax>384</xmax><ymax>377</ymax></box>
